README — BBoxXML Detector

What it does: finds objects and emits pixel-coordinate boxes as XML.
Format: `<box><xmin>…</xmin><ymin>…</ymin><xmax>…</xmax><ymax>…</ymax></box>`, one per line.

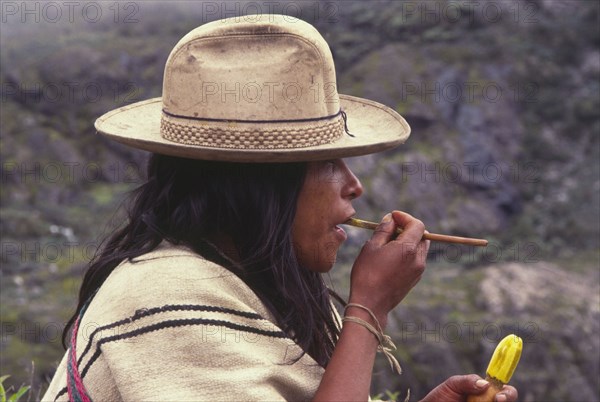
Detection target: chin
<box><xmin>307</xmin><ymin>250</ymin><xmax>338</xmax><ymax>273</ymax></box>
<box><xmin>308</xmin><ymin>261</ymin><xmax>335</xmax><ymax>273</ymax></box>
<box><xmin>294</xmin><ymin>238</ymin><xmax>340</xmax><ymax>273</ymax></box>
<box><xmin>296</xmin><ymin>253</ymin><xmax>338</xmax><ymax>273</ymax></box>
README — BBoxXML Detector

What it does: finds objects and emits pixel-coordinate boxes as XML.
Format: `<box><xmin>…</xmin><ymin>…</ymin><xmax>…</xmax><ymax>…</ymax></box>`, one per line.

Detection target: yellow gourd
<box><xmin>467</xmin><ymin>334</ymin><xmax>523</xmax><ymax>402</ymax></box>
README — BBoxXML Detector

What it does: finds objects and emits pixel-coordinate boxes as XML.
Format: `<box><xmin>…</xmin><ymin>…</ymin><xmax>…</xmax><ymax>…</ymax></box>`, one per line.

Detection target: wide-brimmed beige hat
<box><xmin>95</xmin><ymin>14</ymin><xmax>410</xmax><ymax>162</ymax></box>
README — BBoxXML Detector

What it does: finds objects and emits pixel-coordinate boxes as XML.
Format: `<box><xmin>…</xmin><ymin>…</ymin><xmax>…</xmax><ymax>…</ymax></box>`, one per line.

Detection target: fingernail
<box><xmin>382</xmin><ymin>213</ymin><xmax>392</xmax><ymax>223</ymax></box>
<box><xmin>495</xmin><ymin>394</ymin><xmax>507</xmax><ymax>402</ymax></box>
<box><xmin>475</xmin><ymin>379</ymin><xmax>489</xmax><ymax>389</ymax></box>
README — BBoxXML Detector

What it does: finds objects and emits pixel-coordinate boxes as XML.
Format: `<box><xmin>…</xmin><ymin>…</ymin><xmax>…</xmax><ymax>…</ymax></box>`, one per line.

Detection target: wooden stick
<box><xmin>344</xmin><ymin>218</ymin><xmax>488</xmax><ymax>247</ymax></box>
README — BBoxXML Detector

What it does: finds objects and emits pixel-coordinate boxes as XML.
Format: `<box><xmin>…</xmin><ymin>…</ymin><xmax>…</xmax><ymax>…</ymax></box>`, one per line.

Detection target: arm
<box><xmin>314</xmin><ymin>211</ymin><xmax>430</xmax><ymax>401</ymax></box>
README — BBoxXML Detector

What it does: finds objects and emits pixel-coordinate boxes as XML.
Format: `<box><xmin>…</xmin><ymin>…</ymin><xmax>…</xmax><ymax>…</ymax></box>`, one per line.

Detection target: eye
<box><xmin>320</xmin><ymin>161</ymin><xmax>337</xmax><ymax>182</ymax></box>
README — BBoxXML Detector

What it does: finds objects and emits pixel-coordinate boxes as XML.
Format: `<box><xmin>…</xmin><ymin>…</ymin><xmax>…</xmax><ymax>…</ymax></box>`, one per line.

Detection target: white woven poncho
<box><xmin>42</xmin><ymin>242</ymin><xmax>324</xmax><ymax>401</ymax></box>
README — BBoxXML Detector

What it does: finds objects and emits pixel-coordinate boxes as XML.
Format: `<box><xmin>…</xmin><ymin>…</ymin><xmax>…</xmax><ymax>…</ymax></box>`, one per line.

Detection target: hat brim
<box><xmin>94</xmin><ymin>94</ymin><xmax>410</xmax><ymax>162</ymax></box>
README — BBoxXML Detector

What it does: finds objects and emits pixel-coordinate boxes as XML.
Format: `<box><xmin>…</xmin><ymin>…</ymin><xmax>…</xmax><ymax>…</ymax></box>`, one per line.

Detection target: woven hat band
<box><xmin>160</xmin><ymin>112</ymin><xmax>345</xmax><ymax>150</ymax></box>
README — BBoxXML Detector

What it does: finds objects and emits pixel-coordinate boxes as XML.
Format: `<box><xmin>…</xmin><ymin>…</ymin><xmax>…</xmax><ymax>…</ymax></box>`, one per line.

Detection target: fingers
<box><xmin>391</xmin><ymin>210</ymin><xmax>426</xmax><ymax>244</ymax></box>
<box><xmin>421</xmin><ymin>375</ymin><xmax>519</xmax><ymax>402</ymax></box>
<box><xmin>368</xmin><ymin>213</ymin><xmax>397</xmax><ymax>248</ymax></box>
<box><xmin>444</xmin><ymin>374</ymin><xmax>488</xmax><ymax>395</ymax></box>
<box><xmin>369</xmin><ymin>211</ymin><xmax>427</xmax><ymax>249</ymax></box>
<box><xmin>496</xmin><ymin>385</ymin><xmax>518</xmax><ymax>402</ymax></box>
<box><xmin>421</xmin><ymin>374</ymin><xmax>489</xmax><ymax>402</ymax></box>
<box><xmin>423</xmin><ymin>231</ymin><xmax>431</xmax><ymax>254</ymax></box>
<box><xmin>442</xmin><ymin>375</ymin><xmax>518</xmax><ymax>401</ymax></box>
<box><xmin>392</xmin><ymin>211</ymin><xmax>429</xmax><ymax>269</ymax></box>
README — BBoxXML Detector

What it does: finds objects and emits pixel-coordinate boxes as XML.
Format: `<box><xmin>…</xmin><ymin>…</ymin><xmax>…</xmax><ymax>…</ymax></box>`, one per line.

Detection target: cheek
<box><xmin>311</xmin><ymin>187</ymin><xmax>335</xmax><ymax>219</ymax></box>
<box><xmin>293</xmin><ymin>215</ymin><xmax>323</xmax><ymax>248</ymax></box>
<box><xmin>294</xmin><ymin>190</ymin><xmax>329</xmax><ymax>235</ymax></box>
<box><xmin>292</xmin><ymin>216</ymin><xmax>337</xmax><ymax>272</ymax></box>
<box><xmin>299</xmin><ymin>222</ymin><xmax>340</xmax><ymax>271</ymax></box>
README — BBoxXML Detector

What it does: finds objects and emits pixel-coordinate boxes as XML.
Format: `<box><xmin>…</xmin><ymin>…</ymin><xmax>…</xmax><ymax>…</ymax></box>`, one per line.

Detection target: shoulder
<box><xmin>81</xmin><ymin>242</ymin><xmax>274</xmax><ymax>327</ymax></box>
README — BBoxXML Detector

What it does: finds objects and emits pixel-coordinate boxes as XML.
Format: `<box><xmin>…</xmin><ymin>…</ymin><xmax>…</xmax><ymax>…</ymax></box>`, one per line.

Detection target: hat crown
<box><xmin>162</xmin><ymin>15</ymin><xmax>340</xmax><ymax>121</ymax></box>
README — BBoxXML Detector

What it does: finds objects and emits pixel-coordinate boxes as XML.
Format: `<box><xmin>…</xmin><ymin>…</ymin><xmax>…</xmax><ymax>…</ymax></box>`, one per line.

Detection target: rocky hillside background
<box><xmin>1</xmin><ymin>1</ymin><xmax>598</xmax><ymax>400</ymax></box>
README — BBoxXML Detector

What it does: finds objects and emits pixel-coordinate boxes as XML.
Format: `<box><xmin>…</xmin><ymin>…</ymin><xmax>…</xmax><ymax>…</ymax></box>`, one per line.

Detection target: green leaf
<box><xmin>0</xmin><ymin>376</ymin><xmax>6</xmax><ymax>402</ymax></box>
<box><xmin>8</xmin><ymin>386</ymin><xmax>30</xmax><ymax>402</ymax></box>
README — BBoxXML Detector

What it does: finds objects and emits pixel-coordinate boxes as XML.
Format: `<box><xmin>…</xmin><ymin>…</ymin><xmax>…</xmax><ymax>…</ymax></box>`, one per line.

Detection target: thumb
<box><xmin>445</xmin><ymin>374</ymin><xmax>490</xmax><ymax>395</ymax></box>
<box><xmin>369</xmin><ymin>213</ymin><xmax>397</xmax><ymax>248</ymax></box>
<box><xmin>421</xmin><ymin>374</ymin><xmax>491</xmax><ymax>402</ymax></box>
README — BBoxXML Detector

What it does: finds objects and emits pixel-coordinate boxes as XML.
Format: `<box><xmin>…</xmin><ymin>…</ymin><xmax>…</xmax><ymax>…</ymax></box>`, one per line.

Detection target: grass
<box><xmin>0</xmin><ymin>376</ymin><xmax>30</xmax><ymax>402</ymax></box>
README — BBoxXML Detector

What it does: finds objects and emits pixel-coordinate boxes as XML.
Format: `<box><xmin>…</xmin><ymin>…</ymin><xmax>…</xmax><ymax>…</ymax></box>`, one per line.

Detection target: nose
<box><xmin>341</xmin><ymin>161</ymin><xmax>363</xmax><ymax>200</ymax></box>
<box><xmin>348</xmin><ymin>172</ymin><xmax>363</xmax><ymax>200</ymax></box>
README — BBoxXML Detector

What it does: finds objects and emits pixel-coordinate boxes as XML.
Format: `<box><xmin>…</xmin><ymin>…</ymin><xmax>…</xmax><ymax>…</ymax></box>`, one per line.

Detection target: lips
<box><xmin>333</xmin><ymin>210</ymin><xmax>355</xmax><ymax>242</ymax></box>
<box><xmin>340</xmin><ymin>211</ymin><xmax>356</xmax><ymax>225</ymax></box>
<box><xmin>334</xmin><ymin>225</ymin><xmax>347</xmax><ymax>241</ymax></box>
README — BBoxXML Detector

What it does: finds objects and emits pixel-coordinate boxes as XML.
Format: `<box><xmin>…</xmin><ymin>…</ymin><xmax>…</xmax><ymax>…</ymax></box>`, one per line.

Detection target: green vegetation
<box><xmin>0</xmin><ymin>376</ymin><xmax>29</xmax><ymax>402</ymax></box>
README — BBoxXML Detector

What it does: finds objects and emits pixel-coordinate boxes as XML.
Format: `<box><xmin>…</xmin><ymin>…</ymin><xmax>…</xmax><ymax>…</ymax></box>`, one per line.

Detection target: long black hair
<box><xmin>62</xmin><ymin>154</ymin><xmax>341</xmax><ymax>367</ymax></box>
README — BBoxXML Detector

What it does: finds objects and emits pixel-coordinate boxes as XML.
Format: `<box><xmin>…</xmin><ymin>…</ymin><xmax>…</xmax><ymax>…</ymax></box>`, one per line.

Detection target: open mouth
<box><xmin>335</xmin><ymin>212</ymin><xmax>355</xmax><ymax>240</ymax></box>
<box><xmin>334</xmin><ymin>225</ymin><xmax>347</xmax><ymax>241</ymax></box>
